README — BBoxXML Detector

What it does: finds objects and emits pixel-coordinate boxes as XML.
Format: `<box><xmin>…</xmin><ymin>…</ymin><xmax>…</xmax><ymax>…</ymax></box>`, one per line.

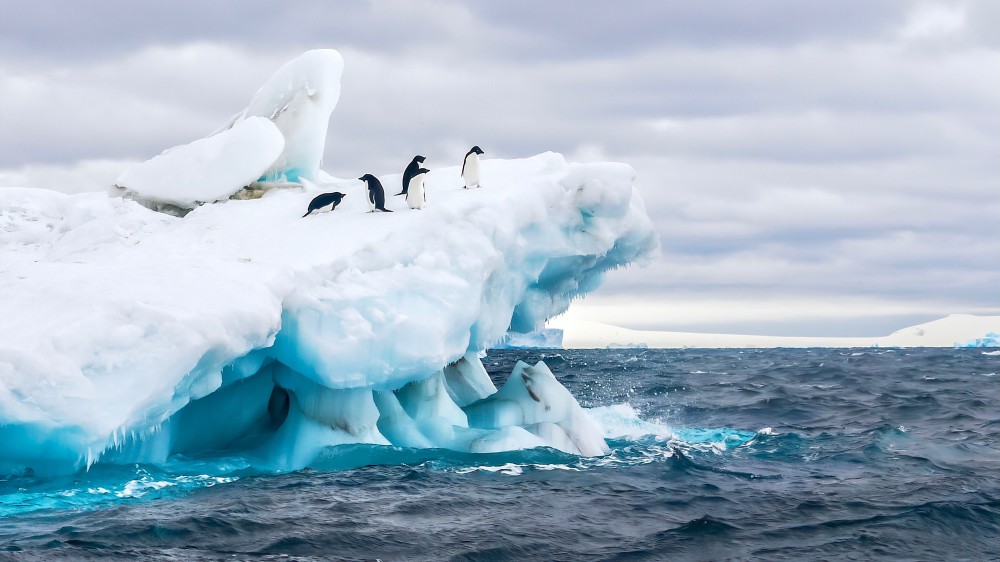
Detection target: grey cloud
<box><xmin>465</xmin><ymin>0</ymin><xmax>908</xmax><ymax>57</ymax></box>
<box><xmin>0</xmin><ymin>0</ymin><xmax>517</xmax><ymax>64</ymax></box>
<box><xmin>0</xmin><ymin>0</ymin><xmax>914</xmax><ymax>65</ymax></box>
<box><xmin>0</xmin><ymin>1</ymin><xmax>374</xmax><ymax>61</ymax></box>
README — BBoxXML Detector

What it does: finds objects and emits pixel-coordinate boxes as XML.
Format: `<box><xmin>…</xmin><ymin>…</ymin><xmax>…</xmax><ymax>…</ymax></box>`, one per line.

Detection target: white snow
<box><xmin>116</xmin><ymin>49</ymin><xmax>344</xmax><ymax>209</ymax></box>
<box><xmin>0</xmin><ymin>150</ymin><xmax>656</xmax><ymax>474</ymax></box>
<box><xmin>548</xmin><ymin>313</ymin><xmax>1000</xmax><ymax>348</ymax></box>
<box><xmin>115</xmin><ymin>117</ymin><xmax>285</xmax><ymax>208</ymax></box>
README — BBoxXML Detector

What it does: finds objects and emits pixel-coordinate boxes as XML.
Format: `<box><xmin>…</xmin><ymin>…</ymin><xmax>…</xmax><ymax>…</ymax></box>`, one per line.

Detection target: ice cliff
<box><xmin>0</xmin><ymin>50</ymin><xmax>657</xmax><ymax>475</ymax></box>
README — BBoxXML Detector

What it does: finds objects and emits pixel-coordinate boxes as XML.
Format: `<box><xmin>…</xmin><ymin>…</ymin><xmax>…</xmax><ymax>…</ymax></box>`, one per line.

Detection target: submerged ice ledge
<box><xmin>0</xmin><ymin>152</ymin><xmax>657</xmax><ymax>474</ymax></box>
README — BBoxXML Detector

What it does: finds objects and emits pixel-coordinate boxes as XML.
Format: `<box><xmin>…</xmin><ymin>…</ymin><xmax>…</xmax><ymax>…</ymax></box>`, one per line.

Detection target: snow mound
<box><xmin>116</xmin><ymin>49</ymin><xmax>344</xmax><ymax>208</ymax></box>
<box><xmin>1</xmin><ymin>152</ymin><xmax>657</xmax><ymax>475</ymax></box>
<box><xmin>115</xmin><ymin>117</ymin><xmax>285</xmax><ymax>208</ymax></box>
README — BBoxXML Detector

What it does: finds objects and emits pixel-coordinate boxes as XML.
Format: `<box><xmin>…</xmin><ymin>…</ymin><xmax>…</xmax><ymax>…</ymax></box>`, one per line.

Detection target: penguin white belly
<box><xmin>406</xmin><ymin>176</ymin><xmax>425</xmax><ymax>209</ymax></box>
<box><xmin>463</xmin><ymin>154</ymin><xmax>481</xmax><ymax>188</ymax></box>
<box><xmin>367</xmin><ymin>190</ymin><xmax>376</xmax><ymax>212</ymax></box>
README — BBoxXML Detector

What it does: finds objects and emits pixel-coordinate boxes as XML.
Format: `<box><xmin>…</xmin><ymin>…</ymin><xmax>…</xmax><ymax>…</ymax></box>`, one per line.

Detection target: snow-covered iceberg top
<box><xmin>116</xmin><ymin>49</ymin><xmax>344</xmax><ymax>209</ymax></box>
<box><xmin>1</xmin><ymin>152</ymin><xmax>657</xmax><ymax>474</ymax></box>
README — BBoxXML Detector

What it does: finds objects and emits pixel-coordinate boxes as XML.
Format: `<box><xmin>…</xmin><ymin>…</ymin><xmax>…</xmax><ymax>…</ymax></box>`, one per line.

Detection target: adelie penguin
<box><xmin>302</xmin><ymin>191</ymin><xmax>347</xmax><ymax>217</ymax></box>
<box><xmin>359</xmin><ymin>174</ymin><xmax>392</xmax><ymax>212</ymax></box>
<box><xmin>462</xmin><ymin>145</ymin><xmax>484</xmax><ymax>189</ymax></box>
<box><xmin>396</xmin><ymin>155</ymin><xmax>426</xmax><ymax>196</ymax></box>
<box><xmin>406</xmin><ymin>168</ymin><xmax>430</xmax><ymax>210</ymax></box>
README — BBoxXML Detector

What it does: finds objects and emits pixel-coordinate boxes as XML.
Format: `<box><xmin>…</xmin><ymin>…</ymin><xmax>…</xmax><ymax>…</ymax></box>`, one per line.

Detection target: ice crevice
<box><xmin>0</xmin><ymin>49</ymin><xmax>658</xmax><ymax>475</ymax></box>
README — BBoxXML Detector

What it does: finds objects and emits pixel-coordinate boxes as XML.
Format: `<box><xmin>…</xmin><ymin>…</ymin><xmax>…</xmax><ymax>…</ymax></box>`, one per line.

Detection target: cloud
<box><xmin>466</xmin><ymin>0</ymin><xmax>907</xmax><ymax>57</ymax></box>
<box><xmin>899</xmin><ymin>2</ymin><xmax>967</xmax><ymax>42</ymax></box>
<box><xmin>0</xmin><ymin>159</ymin><xmax>131</xmax><ymax>193</ymax></box>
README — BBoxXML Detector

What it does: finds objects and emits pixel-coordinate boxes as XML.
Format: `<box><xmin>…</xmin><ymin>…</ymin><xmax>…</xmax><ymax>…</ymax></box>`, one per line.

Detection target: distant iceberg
<box><xmin>0</xmin><ymin>50</ymin><xmax>657</xmax><ymax>475</ymax></box>
<box><xmin>496</xmin><ymin>329</ymin><xmax>565</xmax><ymax>349</ymax></box>
<box><xmin>550</xmin><ymin>314</ymin><xmax>1000</xmax><ymax>349</ymax></box>
<box><xmin>956</xmin><ymin>332</ymin><xmax>1000</xmax><ymax>348</ymax></box>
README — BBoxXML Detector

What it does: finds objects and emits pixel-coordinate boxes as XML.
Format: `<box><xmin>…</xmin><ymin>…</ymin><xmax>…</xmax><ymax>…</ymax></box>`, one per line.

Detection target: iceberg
<box><xmin>956</xmin><ymin>332</ymin><xmax>1000</xmax><ymax>348</ymax></box>
<box><xmin>551</xmin><ymin>314</ymin><xmax>1000</xmax><ymax>349</ymax></box>
<box><xmin>495</xmin><ymin>328</ymin><xmax>565</xmax><ymax>349</ymax></box>
<box><xmin>0</xmin><ymin>49</ymin><xmax>657</xmax><ymax>476</ymax></box>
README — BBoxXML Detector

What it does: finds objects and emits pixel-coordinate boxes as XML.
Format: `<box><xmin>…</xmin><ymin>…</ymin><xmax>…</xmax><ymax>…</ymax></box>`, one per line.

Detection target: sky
<box><xmin>1</xmin><ymin>1</ymin><xmax>997</xmax><ymax>336</ymax></box>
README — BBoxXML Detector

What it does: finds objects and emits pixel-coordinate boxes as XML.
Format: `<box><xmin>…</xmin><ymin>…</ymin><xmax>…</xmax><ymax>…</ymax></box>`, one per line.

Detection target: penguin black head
<box><xmin>359</xmin><ymin>173</ymin><xmax>379</xmax><ymax>185</ymax></box>
<box><xmin>468</xmin><ymin>146</ymin><xmax>484</xmax><ymax>155</ymax></box>
<box><xmin>413</xmin><ymin>155</ymin><xmax>426</xmax><ymax>163</ymax></box>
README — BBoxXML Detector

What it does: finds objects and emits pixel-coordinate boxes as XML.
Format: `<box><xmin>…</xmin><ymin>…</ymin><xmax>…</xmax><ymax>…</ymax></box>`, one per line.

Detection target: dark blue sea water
<box><xmin>2</xmin><ymin>348</ymin><xmax>998</xmax><ymax>561</ymax></box>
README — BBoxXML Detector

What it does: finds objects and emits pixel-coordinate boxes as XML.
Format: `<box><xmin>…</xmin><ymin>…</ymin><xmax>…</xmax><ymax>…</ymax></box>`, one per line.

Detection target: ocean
<box><xmin>1</xmin><ymin>348</ymin><xmax>997</xmax><ymax>561</ymax></box>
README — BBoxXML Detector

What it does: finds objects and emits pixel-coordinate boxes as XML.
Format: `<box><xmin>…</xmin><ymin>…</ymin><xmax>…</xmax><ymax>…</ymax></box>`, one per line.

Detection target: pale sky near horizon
<box><xmin>1</xmin><ymin>1</ymin><xmax>997</xmax><ymax>336</ymax></box>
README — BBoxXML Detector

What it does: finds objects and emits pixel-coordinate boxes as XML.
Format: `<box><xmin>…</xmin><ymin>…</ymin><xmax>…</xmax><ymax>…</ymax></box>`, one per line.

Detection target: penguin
<box><xmin>462</xmin><ymin>146</ymin><xmax>484</xmax><ymax>189</ymax></box>
<box><xmin>396</xmin><ymin>155</ymin><xmax>426</xmax><ymax>196</ymax></box>
<box><xmin>302</xmin><ymin>192</ymin><xmax>347</xmax><ymax>217</ymax></box>
<box><xmin>359</xmin><ymin>174</ymin><xmax>392</xmax><ymax>212</ymax></box>
<box><xmin>406</xmin><ymin>168</ymin><xmax>430</xmax><ymax>210</ymax></box>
